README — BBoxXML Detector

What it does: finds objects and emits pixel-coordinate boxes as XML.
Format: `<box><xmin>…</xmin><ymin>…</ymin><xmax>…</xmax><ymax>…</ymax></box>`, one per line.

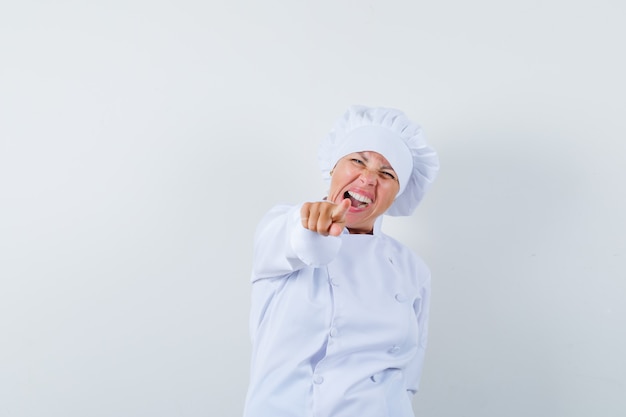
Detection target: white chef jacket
<box><xmin>243</xmin><ymin>204</ymin><xmax>431</xmax><ymax>417</ymax></box>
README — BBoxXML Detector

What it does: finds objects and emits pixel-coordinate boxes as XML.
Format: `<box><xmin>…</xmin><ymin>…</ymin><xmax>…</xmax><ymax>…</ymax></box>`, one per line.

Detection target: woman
<box><xmin>244</xmin><ymin>106</ymin><xmax>439</xmax><ymax>417</ymax></box>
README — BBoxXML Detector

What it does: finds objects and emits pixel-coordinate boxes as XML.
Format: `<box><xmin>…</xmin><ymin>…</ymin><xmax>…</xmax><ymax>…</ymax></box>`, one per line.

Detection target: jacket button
<box><xmin>395</xmin><ymin>293</ymin><xmax>407</xmax><ymax>302</ymax></box>
<box><xmin>313</xmin><ymin>375</ymin><xmax>324</xmax><ymax>384</ymax></box>
<box><xmin>329</xmin><ymin>327</ymin><xmax>338</xmax><ymax>337</ymax></box>
<box><xmin>388</xmin><ymin>345</ymin><xmax>400</xmax><ymax>353</ymax></box>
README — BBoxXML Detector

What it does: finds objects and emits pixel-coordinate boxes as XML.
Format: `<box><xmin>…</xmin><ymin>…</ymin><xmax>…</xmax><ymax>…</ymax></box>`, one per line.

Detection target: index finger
<box><xmin>332</xmin><ymin>198</ymin><xmax>351</xmax><ymax>221</ymax></box>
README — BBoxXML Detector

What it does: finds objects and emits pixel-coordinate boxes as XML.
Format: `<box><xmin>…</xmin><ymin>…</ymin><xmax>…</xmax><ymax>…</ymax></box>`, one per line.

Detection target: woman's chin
<box><xmin>346</xmin><ymin>215</ymin><xmax>375</xmax><ymax>231</ymax></box>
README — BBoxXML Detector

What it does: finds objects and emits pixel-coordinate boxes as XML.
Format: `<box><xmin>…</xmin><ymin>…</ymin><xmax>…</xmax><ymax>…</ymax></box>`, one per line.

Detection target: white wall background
<box><xmin>1</xmin><ymin>1</ymin><xmax>624</xmax><ymax>416</ymax></box>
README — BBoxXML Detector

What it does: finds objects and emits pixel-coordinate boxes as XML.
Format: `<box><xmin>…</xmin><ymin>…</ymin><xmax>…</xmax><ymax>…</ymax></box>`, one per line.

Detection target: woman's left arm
<box><xmin>405</xmin><ymin>270</ymin><xmax>431</xmax><ymax>397</ymax></box>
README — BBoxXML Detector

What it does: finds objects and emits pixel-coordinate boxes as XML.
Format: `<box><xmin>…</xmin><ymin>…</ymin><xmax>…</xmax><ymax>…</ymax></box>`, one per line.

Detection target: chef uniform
<box><xmin>244</xmin><ymin>106</ymin><xmax>439</xmax><ymax>417</ymax></box>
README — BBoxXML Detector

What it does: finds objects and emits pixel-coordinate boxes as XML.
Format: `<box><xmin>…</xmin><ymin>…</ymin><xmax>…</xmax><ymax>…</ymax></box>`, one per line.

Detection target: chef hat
<box><xmin>318</xmin><ymin>105</ymin><xmax>439</xmax><ymax>216</ymax></box>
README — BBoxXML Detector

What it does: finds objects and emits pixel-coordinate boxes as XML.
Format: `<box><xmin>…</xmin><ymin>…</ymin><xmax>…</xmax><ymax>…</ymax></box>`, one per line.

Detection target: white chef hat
<box><xmin>318</xmin><ymin>105</ymin><xmax>439</xmax><ymax>216</ymax></box>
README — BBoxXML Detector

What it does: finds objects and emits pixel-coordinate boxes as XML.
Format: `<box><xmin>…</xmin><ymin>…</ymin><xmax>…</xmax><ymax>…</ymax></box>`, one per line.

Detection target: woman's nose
<box><xmin>359</xmin><ymin>169</ymin><xmax>377</xmax><ymax>185</ymax></box>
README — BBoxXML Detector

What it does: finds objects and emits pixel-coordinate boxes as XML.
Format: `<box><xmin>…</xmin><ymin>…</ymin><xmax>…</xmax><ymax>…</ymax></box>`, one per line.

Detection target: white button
<box><xmin>388</xmin><ymin>345</ymin><xmax>400</xmax><ymax>353</ymax></box>
<box><xmin>313</xmin><ymin>375</ymin><xmax>324</xmax><ymax>384</ymax></box>
<box><xmin>330</xmin><ymin>278</ymin><xmax>339</xmax><ymax>286</ymax></box>
<box><xmin>395</xmin><ymin>293</ymin><xmax>407</xmax><ymax>302</ymax></box>
<box><xmin>329</xmin><ymin>327</ymin><xmax>338</xmax><ymax>337</ymax></box>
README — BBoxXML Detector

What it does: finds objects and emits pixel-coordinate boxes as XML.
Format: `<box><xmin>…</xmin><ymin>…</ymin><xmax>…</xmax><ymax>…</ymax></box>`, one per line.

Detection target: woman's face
<box><xmin>328</xmin><ymin>151</ymin><xmax>400</xmax><ymax>234</ymax></box>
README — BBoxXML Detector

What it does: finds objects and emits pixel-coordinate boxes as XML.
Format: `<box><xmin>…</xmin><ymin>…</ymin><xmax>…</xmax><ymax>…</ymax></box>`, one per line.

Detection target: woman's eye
<box><xmin>382</xmin><ymin>172</ymin><xmax>396</xmax><ymax>180</ymax></box>
<box><xmin>351</xmin><ymin>158</ymin><xmax>364</xmax><ymax>165</ymax></box>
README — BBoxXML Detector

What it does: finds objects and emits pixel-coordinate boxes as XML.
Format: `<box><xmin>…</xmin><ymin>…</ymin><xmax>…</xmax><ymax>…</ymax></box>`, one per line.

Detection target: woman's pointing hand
<box><xmin>300</xmin><ymin>199</ymin><xmax>351</xmax><ymax>237</ymax></box>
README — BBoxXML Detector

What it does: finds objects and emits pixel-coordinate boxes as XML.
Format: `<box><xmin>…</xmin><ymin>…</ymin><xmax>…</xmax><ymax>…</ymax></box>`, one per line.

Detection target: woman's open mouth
<box><xmin>344</xmin><ymin>190</ymin><xmax>372</xmax><ymax>208</ymax></box>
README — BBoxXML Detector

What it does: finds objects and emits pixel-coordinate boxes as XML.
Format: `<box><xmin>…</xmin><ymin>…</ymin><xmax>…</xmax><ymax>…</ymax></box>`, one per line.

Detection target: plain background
<box><xmin>1</xmin><ymin>1</ymin><xmax>625</xmax><ymax>416</ymax></box>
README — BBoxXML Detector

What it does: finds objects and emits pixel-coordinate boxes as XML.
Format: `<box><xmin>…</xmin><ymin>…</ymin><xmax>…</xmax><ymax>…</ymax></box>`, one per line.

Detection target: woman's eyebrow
<box><xmin>358</xmin><ymin>152</ymin><xmax>395</xmax><ymax>172</ymax></box>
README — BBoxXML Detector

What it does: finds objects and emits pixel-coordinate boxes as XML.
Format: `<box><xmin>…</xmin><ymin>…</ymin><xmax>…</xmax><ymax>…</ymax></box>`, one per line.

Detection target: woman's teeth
<box><xmin>346</xmin><ymin>191</ymin><xmax>372</xmax><ymax>207</ymax></box>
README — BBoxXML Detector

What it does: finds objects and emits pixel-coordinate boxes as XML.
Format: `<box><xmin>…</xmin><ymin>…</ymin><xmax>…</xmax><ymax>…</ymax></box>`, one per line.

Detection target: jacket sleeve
<box><xmin>251</xmin><ymin>204</ymin><xmax>342</xmax><ymax>281</ymax></box>
<box><xmin>405</xmin><ymin>268</ymin><xmax>431</xmax><ymax>397</ymax></box>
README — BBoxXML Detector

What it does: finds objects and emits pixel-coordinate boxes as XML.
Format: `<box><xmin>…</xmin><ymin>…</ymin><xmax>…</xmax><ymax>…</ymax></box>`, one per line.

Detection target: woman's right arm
<box><xmin>251</xmin><ymin>201</ymin><xmax>348</xmax><ymax>281</ymax></box>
